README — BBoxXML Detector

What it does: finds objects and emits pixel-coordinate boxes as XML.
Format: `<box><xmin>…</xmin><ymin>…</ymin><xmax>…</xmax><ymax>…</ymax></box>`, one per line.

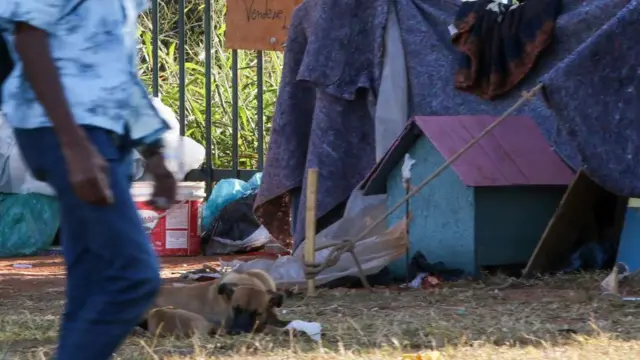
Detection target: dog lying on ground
<box><xmin>146</xmin><ymin>306</ymin><xmax>215</xmax><ymax>338</ymax></box>
<box><xmin>138</xmin><ymin>269</ymin><xmax>288</xmax><ymax>336</ymax></box>
<box><xmin>218</xmin><ymin>269</ymin><xmax>290</xmax><ymax>334</ymax></box>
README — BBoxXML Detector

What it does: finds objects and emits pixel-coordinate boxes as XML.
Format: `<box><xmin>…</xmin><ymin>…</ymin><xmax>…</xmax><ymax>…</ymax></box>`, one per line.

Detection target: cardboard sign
<box><xmin>225</xmin><ymin>0</ymin><xmax>302</xmax><ymax>52</ymax></box>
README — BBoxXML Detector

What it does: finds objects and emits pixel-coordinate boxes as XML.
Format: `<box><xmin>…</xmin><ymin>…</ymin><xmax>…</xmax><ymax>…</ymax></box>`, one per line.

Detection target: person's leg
<box><xmin>14</xmin><ymin>126</ymin><xmax>161</xmax><ymax>360</ymax></box>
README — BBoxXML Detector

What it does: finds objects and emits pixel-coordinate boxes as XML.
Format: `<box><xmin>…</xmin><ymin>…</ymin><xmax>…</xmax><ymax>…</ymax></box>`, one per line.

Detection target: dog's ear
<box><xmin>267</xmin><ymin>290</ymin><xmax>284</xmax><ymax>308</ymax></box>
<box><xmin>217</xmin><ymin>282</ymin><xmax>237</xmax><ymax>300</ymax></box>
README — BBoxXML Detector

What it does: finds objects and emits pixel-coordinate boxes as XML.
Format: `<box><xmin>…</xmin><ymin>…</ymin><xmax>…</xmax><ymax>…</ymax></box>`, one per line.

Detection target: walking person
<box><xmin>0</xmin><ymin>0</ymin><xmax>177</xmax><ymax>358</ymax></box>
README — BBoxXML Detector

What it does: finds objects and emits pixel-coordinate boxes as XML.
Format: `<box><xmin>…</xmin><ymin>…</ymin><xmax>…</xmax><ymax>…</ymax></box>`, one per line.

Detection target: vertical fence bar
<box><xmin>204</xmin><ymin>0</ymin><xmax>213</xmax><ymax>194</ymax></box>
<box><xmin>178</xmin><ymin>0</ymin><xmax>186</xmax><ymax>136</ymax></box>
<box><xmin>256</xmin><ymin>51</ymin><xmax>264</xmax><ymax>171</ymax></box>
<box><xmin>151</xmin><ymin>0</ymin><xmax>159</xmax><ymax>97</ymax></box>
<box><xmin>231</xmin><ymin>50</ymin><xmax>239</xmax><ymax>178</ymax></box>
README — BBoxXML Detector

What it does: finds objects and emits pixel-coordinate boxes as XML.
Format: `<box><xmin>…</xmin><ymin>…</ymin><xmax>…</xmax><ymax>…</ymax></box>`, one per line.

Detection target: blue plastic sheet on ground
<box><xmin>200</xmin><ymin>172</ymin><xmax>263</xmax><ymax>233</ymax></box>
<box><xmin>0</xmin><ymin>193</ymin><xmax>60</xmax><ymax>257</ymax></box>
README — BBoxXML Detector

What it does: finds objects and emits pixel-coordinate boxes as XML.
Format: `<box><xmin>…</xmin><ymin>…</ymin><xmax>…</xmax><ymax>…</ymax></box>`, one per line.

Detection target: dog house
<box><xmin>361</xmin><ymin>116</ymin><xmax>575</xmax><ymax>277</ymax></box>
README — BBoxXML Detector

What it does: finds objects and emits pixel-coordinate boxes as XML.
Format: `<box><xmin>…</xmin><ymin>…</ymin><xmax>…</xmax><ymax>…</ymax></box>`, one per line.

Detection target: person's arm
<box><xmin>13</xmin><ymin>22</ymin><xmax>86</xmax><ymax>147</ymax></box>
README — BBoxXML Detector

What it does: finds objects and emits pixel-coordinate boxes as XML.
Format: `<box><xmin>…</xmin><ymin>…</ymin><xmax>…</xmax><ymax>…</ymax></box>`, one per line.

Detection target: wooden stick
<box><xmin>305</xmin><ymin>168</ymin><xmax>319</xmax><ymax>297</ymax></box>
<box><xmin>404</xmin><ymin>178</ymin><xmax>411</xmax><ymax>284</ymax></box>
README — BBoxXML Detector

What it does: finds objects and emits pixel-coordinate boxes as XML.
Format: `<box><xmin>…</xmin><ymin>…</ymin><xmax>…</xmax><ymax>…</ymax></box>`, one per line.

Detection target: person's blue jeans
<box><xmin>14</xmin><ymin>126</ymin><xmax>161</xmax><ymax>360</ymax></box>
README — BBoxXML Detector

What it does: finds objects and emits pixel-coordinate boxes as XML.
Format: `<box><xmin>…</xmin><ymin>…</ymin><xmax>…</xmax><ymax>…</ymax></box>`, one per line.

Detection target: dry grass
<box><xmin>2</xmin><ymin>271</ymin><xmax>640</xmax><ymax>359</ymax></box>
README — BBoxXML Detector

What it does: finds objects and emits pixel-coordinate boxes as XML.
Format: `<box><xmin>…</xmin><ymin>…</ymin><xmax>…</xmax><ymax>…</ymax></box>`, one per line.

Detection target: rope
<box><xmin>303</xmin><ymin>83</ymin><xmax>544</xmax><ymax>290</ymax></box>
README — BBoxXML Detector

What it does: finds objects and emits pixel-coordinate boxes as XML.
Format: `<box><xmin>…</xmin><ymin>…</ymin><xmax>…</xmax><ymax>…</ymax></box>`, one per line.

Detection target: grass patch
<box><xmin>3</xmin><ymin>272</ymin><xmax>640</xmax><ymax>359</ymax></box>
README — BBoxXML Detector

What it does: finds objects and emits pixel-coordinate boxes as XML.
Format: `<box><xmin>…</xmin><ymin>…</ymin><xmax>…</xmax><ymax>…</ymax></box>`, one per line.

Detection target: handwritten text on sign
<box><xmin>225</xmin><ymin>0</ymin><xmax>302</xmax><ymax>51</ymax></box>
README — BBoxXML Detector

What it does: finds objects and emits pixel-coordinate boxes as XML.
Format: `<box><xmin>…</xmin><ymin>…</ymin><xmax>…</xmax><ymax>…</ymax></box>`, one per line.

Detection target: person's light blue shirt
<box><xmin>0</xmin><ymin>0</ymin><xmax>169</xmax><ymax>145</ymax></box>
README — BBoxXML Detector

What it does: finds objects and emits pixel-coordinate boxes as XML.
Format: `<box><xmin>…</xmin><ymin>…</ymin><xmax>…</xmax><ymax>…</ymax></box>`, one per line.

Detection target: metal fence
<box><xmin>148</xmin><ymin>0</ymin><xmax>267</xmax><ymax>194</ymax></box>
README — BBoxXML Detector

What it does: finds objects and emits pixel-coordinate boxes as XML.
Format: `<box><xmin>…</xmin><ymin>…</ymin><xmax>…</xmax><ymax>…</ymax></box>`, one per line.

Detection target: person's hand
<box><xmin>145</xmin><ymin>153</ymin><xmax>177</xmax><ymax>210</ymax></box>
<box><xmin>61</xmin><ymin>138</ymin><xmax>114</xmax><ymax>205</ymax></box>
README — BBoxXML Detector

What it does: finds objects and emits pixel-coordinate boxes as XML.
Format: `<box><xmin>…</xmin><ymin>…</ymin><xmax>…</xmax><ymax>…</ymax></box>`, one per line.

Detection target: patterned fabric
<box><xmin>0</xmin><ymin>0</ymin><xmax>168</xmax><ymax>144</ymax></box>
<box><xmin>540</xmin><ymin>2</ymin><xmax>640</xmax><ymax>196</ymax></box>
<box><xmin>452</xmin><ymin>0</ymin><xmax>563</xmax><ymax>100</ymax></box>
<box><xmin>253</xmin><ymin>0</ymin><xmax>384</xmax><ymax>250</ymax></box>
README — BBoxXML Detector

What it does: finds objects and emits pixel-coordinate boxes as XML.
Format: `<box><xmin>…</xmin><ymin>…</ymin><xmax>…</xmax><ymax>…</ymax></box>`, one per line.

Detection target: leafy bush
<box><xmin>137</xmin><ymin>0</ymin><xmax>282</xmax><ymax>169</ymax></box>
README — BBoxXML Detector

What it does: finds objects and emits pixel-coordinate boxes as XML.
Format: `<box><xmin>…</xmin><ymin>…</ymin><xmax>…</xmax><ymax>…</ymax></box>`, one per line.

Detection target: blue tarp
<box><xmin>200</xmin><ymin>172</ymin><xmax>262</xmax><ymax>233</ymax></box>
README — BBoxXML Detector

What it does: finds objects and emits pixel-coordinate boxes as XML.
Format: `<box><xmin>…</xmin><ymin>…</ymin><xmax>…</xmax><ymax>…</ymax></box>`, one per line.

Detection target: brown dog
<box><xmin>217</xmin><ymin>269</ymin><xmax>289</xmax><ymax>334</ymax></box>
<box><xmin>139</xmin><ymin>269</ymin><xmax>287</xmax><ymax>335</ymax></box>
<box><xmin>146</xmin><ymin>307</ymin><xmax>215</xmax><ymax>338</ymax></box>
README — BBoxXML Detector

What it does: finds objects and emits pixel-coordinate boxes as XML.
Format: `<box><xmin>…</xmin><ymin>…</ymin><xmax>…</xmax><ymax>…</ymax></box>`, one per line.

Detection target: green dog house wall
<box><xmin>361</xmin><ymin>116</ymin><xmax>575</xmax><ymax>277</ymax></box>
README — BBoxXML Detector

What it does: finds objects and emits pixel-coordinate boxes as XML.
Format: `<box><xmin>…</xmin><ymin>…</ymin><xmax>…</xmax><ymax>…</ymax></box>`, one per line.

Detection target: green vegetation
<box><xmin>137</xmin><ymin>0</ymin><xmax>283</xmax><ymax>169</ymax></box>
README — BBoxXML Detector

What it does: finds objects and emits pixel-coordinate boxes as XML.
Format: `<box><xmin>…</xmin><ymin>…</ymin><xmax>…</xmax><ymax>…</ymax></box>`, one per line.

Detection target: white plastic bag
<box><xmin>145</xmin><ymin>96</ymin><xmax>206</xmax><ymax>181</ymax></box>
<box><xmin>0</xmin><ymin>115</ymin><xmax>56</xmax><ymax>196</ymax></box>
<box><xmin>20</xmin><ymin>172</ymin><xmax>56</xmax><ymax>196</ymax></box>
<box><xmin>131</xmin><ymin>150</ymin><xmax>145</xmax><ymax>180</ymax></box>
<box><xmin>151</xmin><ymin>96</ymin><xmax>181</xmax><ymax>134</ymax></box>
<box><xmin>163</xmin><ymin>134</ymin><xmax>206</xmax><ymax>181</ymax></box>
<box><xmin>220</xmin><ymin>188</ymin><xmax>408</xmax><ymax>289</ymax></box>
<box><xmin>206</xmin><ymin>225</ymin><xmax>275</xmax><ymax>255</ymax></box>
<box><xmin>0</xmin><ymin>114</ymin><xmax>24</xmax><ymax>193</ymax></box>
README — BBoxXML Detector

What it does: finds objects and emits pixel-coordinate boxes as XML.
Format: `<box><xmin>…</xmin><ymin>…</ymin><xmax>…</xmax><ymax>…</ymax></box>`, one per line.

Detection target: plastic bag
<box><xmin>202</xmin><ymin>193</ymin><xmax>265</xmax><ymax>254</ymax></box>
<box><xmin>220</xmin><ymin>188</ymin><xmax>408</xmax><ymax>289</ymax></box>
<box><xmin>1</xmin><ymin>114</ymin><xmax>25</xmax><ymax>193</ymax></box>
<box><xmin>20</xmin><ymin>172</ymin><xmax>57</xmax><ymax>196</ymax></box>
<box><xmin>140</xmin><ymin>97</ymin><xmax>206</xmax><ymax>181</ymax></box>
<box><xmin>204</xmin><ymin>225</ymin><xmax>275</xmax><ymax>255</ymax></box>
<box><xmin>162</xmin><ymin>134</ymin><xmax>206</xmax><ymax>181</ymax></box>
<box><xmin>200</xmin><ymin>174</ymin><xmax>263</xmax><ymax>233</ymax></box>
<box><xmin>0</xmin><ymin>193</ymin><xmax>60</xmax><ymax>257</ymax></box>
<box><xmin>151</xmin><ymin>96</ymin><xmax>181</xmax><ymax>133</ymax></box>
<box><xmin>131</xmin><ymin>150</ymin><xmax>145</xmax><ymax>181</ymax></box>
<box><xmin>0</xmin><ymin>115</ymin><xmax>56</xmax><ymax>196</ymax></box>
<box><xmin>247</xmin><ymin>172</ymin><xmax>262</xmax><ymax>190</ymax></box>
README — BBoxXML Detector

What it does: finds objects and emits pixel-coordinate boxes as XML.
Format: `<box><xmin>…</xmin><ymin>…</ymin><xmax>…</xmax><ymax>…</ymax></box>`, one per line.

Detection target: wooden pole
<box><xmin>404</xmin><ymin>178</ymin><xmax>411</xmax><ymax>284</ymax></box>
<box><xmin>305</xmin><ymin>168</ymin><xmax>319</xmax><ymax>297</ymax></box>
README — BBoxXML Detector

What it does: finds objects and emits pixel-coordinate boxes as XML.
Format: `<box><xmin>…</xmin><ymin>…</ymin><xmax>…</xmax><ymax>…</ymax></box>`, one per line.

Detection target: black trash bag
<box><xmin>408</xmin><ymin>251</ymin><xmax>465</xmax><ymax>282</ymax></box>
<box><xmin>201</xmin><ymin>193</ymin><xmax>270</xmax><ymax>255</ymax></box>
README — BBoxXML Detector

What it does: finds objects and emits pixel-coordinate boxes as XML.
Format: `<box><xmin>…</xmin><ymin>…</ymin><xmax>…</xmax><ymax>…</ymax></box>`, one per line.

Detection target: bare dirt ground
<box><xmin>1</xmin><ymin>257</ymin><xmax>640</xmax><ymax>359</ymax></box>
